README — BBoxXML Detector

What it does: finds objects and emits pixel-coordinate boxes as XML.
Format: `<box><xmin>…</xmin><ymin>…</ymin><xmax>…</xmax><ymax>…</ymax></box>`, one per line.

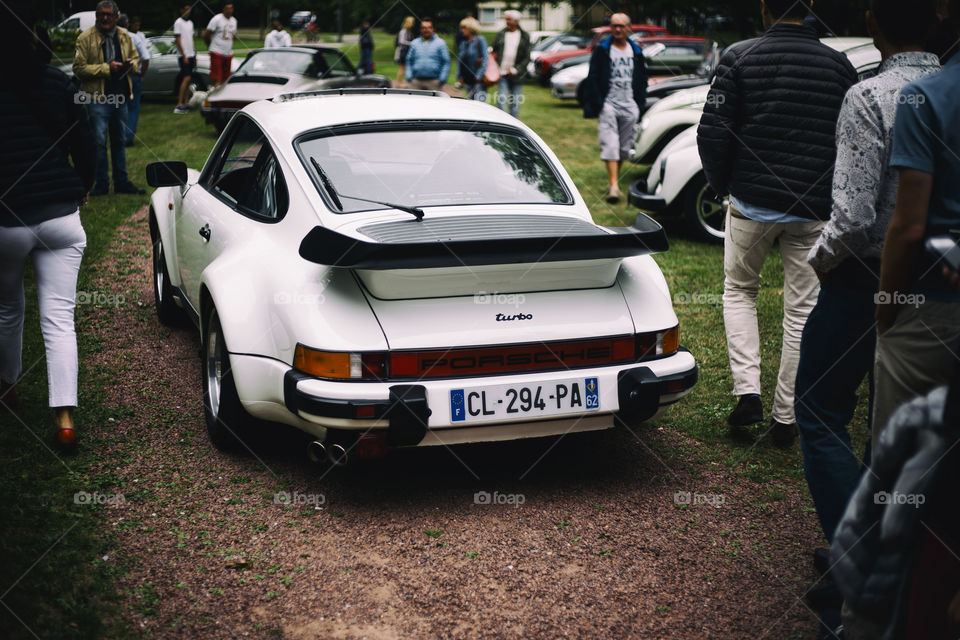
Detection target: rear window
<box><xmin>297</xmin><ymin>124</ymin><xmax>572</xmax><ymax>213</ymax></box>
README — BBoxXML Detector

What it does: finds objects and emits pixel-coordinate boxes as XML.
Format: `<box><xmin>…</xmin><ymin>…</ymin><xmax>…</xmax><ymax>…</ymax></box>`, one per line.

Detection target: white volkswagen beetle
<box><xmin>630</xmin><ymin>39</ymin><xmax>883</xmax><ymax>243</ymax></box>
<box><xmin>146</xmin><ymin>89</ymin><xmax>697</xmax><ymax>464</ymax></box>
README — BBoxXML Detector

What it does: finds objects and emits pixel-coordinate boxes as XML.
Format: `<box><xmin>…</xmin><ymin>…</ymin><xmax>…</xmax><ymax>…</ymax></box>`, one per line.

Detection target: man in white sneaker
<box><xmin>173</xmin><ymin>4</ymin><xmax>194</xmax><ymax>114</ymax></box>
<box><xmin>581</xmin><ymin>13</ymin><xmax>647</xmax><ymax>204</ymax></box>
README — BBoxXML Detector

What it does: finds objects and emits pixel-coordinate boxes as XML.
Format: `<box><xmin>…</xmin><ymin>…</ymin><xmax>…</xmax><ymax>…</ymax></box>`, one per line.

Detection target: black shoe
<box><xmin>805</xmin><ymin>582</ymin><xmax>842</xmax><ymax>610</ymax></box>
<box><xmin>813</xmin><ymin>547</ymin><xmax>831</xmax><ymax>576</ymax></box>
<box><xmin>770</xmin><ymin>420</ymin><xmax>798</xmax><ymax>448</ymax></box>
<box><xmin>727</xmin><ymin>394</ymin><xmax>763</xmax><ymax>426</ymax></box>
<box><xmin>90</xmin><ymin>183</ymin><xmax>109</xmax><ymax>196</ymax></box>
<box><xmin>114</xmin><ymin>182</ymin><xmax>145</xmax><ymax>195</ymax></box>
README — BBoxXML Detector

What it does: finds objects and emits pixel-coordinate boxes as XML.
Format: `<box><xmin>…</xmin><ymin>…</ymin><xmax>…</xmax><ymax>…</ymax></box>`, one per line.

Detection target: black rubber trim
<box><xmin>617</xmin><ymin>360</ymin><xmax>698</xmax><ymax>421</ymax></box>
<box><xmin>298</xmin><ymin>213</ymin><xmax>668</xmax><ymax>269</ymax></box>
<box><xmin>628</xmin><ymin>179</ymin><xmax>668</xmax><ymax>212</ymax></box>
<box><xmin>283</xmin><ymin>369</ymin><xmax>393</xmax><ymax>419</ymax></box>
<box><xmin>283</xmin><ymin>373</ymin><xmax>430</xmax><ymax>446</ymax></box>
<box><xmin>386</xmin><ymin>385</ymin><xmax>430</xmax><ymax>446</ymax></box>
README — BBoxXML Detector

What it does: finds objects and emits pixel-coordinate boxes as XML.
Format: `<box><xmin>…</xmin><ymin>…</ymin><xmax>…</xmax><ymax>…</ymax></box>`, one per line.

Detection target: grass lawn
<box><xmin>1</xmin><ymin>29</ymin><xmax>871</xmax><ymax>639</ymax></box>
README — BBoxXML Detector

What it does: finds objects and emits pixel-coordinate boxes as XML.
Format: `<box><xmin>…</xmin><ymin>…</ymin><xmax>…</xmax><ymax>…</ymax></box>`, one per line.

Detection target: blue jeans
<box><xmin>88</xmin><ymin>101</ymin><xmax>129</xmax><ymax>187</ymax></box>
<box><xmin>496</xmin><ymin>75</ymin><xmax>523</xmax><ymax>117</ymax></box>
<box><xmin>359</xmin><ymin>48</ymin><xmax>373</xmax><ymax>74</ymax></box>
<box><xmin>465</xmin><ymin>81</ymin><xmax>486</xmax><ymax>102</ymax></box>
<box><xmin>795</xmin><ymin>262</ymin><xmax>876</xmax><ymax>543</ymax></box>
<box><xmin>125</xmin><ymin>75</ymin><xmax>142</xmax><ymax>144</ymax></box>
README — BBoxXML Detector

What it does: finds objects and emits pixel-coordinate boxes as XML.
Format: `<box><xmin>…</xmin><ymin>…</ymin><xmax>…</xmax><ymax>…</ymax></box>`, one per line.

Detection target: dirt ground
<box><xmin>81</xmin><ymin>207</ymin><xmax>829</xmax><ymax>639</ymax></box>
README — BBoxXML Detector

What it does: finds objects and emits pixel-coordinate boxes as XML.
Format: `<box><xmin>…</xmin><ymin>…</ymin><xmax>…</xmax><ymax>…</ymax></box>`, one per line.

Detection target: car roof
<box><xmin>634</xmin><ymin>35</ymin><xmax>705</xmax><ymax>43</ymax></box>
<box><xmin>591</xmin><ymin>23</ymin><xmax>668</xmax><ymax>34</ymax></box>
<box><xmin>243</xmin><ymin>92</ymin><xmax>530</xmax><ymax>145</ymax></box>
<box><xmin>246</xmin><ymin>45</ymin><xmax>343</xmax><ymax>55</ymax></box>
<box><xmin>821</xmin><ymin>37</ymin><xmax>874</xmax><ymax>53</ymax></box>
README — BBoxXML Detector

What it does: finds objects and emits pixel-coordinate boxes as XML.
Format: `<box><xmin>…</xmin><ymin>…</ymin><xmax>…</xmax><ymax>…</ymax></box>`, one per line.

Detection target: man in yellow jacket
<box><xmin>73</xmin><ymin>0</ymin><xmax>144</xmax><ymax>195</ymax></box>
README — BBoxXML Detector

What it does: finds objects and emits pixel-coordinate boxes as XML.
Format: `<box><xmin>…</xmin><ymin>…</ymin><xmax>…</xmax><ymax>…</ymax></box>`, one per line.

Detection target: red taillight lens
<box><xmin>390</xmin><ymin>336</ymin><xmax>637</xmax><ymax>378</ymax></box>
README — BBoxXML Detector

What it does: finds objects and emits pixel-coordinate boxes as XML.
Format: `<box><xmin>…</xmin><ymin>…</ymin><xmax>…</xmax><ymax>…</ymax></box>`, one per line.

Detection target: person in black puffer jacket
<box><xmin>696</xmin><ymin>0</ymin><xmax>857</xmax><ymax>448</ymax></box>
<box><xmin>0</xmin><ymin>2</ymin><xmax>96</xmax><ymax>452</ymax></box>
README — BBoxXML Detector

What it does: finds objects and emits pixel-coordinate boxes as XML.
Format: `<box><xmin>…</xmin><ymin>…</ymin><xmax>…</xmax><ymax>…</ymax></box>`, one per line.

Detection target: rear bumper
<box><xmin>282</xmin><ymin>351</ymin><xmax>697</xmax><ymax>447</ymax></box>
<box><xmin>629</xmin><ymin>178</ymin><xmax>668</xmax><ymax>212</ymax></box>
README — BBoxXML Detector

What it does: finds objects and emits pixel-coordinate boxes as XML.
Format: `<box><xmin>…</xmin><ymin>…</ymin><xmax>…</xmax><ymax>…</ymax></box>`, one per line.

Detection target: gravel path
<box><xmin>82</xmin><ymin>206</ymin><xmax>827</xmax><ymax>639</ymax></box>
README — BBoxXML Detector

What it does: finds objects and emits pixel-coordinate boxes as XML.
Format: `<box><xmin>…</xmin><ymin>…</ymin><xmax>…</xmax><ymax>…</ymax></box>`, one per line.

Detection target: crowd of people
<box><xmin>1</xmin><ymin>1</ymin><xmax>959</xmax><ymax>638</ymax></box>
<box><xmin>694</xmin><ymin>0</ymin><xmax>959</xmax><ymax>637</ymax></box>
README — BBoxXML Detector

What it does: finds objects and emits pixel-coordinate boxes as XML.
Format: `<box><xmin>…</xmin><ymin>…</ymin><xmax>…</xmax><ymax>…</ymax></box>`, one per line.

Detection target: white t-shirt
<box><xmin>206</xmin><ymin>13</ymin><xmax>237</xmax><ymax>56</ymax></box>
<box><xmin>264</xmin><ymin>29</ymin><xmax>292</xmax><ymax>49</ymax></box>
<box><xmin>604</xmin><ymin>43</ymin><xmax>636</xmax><ymax>110</ymax></box>
<box><xmin>130</xmin><ymin>30</ymin><xmax>150</xmax><ymax>74</ymax></box>
<box><xmin>500</xmin><ymin>30</ymin><xmax>521</xmax><ymax>74</ymax></box>
<box><xmin>173</xmin><ymin>17</ymin><xmax>195</xmax><ymax>58</ymax></box>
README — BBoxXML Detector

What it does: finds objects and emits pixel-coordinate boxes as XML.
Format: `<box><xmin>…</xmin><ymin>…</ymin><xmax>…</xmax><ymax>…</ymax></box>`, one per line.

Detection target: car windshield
<box><xmin>148</xmin><ymin>37</ymin><xmax>176</xmax><ymax>56</ymax></box>
<box><xmin>237</xmin><ymin>50</ymin><xmax>317</xmax><ymax>75</ymax></box>
<box><xmin>298</xmin><ymin>125</ymin><xmax>572</xmax><ymax>213</ymax></box>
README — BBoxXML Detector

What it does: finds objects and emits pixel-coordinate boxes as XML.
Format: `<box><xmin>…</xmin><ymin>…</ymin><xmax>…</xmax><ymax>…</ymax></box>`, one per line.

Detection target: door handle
<box><xmin>199</xmin><ymin>224</ymin><xmax>211</xmax><ymax>241</ymax></box>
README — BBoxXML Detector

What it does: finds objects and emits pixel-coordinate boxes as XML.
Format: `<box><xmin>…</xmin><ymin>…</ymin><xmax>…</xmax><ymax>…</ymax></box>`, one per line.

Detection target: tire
<box><xmin>682</xmin><ymin>173</ymin><xmax>726</xmax><ymax>244</ymax></box>
<box><xmin>151</xmin><ymin>219</ymin><xmax>182</xmax><ymax>325</ymax></box>
<box><xmin>202</xmin><ymin>305</ymin><xmax>251</xmax><ymax>450</ymax></box>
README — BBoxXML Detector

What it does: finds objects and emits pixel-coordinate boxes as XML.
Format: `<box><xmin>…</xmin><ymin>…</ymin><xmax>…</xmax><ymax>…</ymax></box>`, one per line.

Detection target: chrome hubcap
<box><xmin>697</xmin><ymin>185</ymin><xmax>726</xmax><ymax>239</ymax></box>
<box><xmin>154</xmin><ymin>240</ymin><xmax>165</xmax><ymax>302</ymax></box>
<box><xmin>205</xmin><ymin>316</ymin><xmax>222</xmax><ymax>416</ymax></box>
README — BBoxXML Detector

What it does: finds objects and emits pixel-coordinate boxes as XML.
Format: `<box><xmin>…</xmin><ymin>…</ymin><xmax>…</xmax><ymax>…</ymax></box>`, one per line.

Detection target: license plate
<box><xmin>450</xmin><ymin>377</ymin><xmax>600</xmax><ymax>423</ymax></box>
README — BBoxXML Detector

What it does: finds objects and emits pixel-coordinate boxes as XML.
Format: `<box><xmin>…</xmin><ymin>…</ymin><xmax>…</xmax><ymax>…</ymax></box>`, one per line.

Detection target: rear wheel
<box><xmin>682</xmin><ymin>173</ymin><xmax>726</xmax><ymax>244</ymax></box>
<box><xmin>202</xmin><ymin>305</ymin><xmax>251</xmax><ymax>450</ymax></box>
<box><xmin>150</xmin><ymin>218</ymin><xmax>182</xmax><ymax>325</ymax></box>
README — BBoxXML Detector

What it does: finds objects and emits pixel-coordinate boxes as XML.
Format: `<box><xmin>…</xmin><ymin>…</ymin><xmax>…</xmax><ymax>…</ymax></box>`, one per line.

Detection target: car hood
<box><xmin>551</xmin><ymin>63</ymin><xmax>589</xmax><ymax>84</ymax></box>
<box><xmin>304</xmin><ymin>210</ymin><xmax>655</xmax><ymax>349</ymax></box>
<box><xmin>206</xmin><ymin>73</ymin><xmax>309</xmax><ymax>103</ymax></box>
<box><xmin>645</xmin><ymin>85</ymin><xmax>710</xmax><ymax>118</ymax></box>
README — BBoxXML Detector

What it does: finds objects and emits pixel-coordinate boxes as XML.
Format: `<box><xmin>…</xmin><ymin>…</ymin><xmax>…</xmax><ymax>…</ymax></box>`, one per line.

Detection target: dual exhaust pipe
<box><xmin>307</xmin><ymin>440</ymin><xmax>348</xmax><ymax>467</ymax></box>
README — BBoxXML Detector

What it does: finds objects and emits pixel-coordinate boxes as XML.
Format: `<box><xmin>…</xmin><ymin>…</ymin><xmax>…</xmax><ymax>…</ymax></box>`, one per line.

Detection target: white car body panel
<box><xmin>550</xmin><ymin>62</ymin><xmax>589</xmax><ymax>99</ymax></box>
<box><xmin>644</xmin><ymin>125</ymin><xmax>701</xmax><ymax>208</ymax></box>
<box><xmin>633</xmin><ymin>38</ymin><xmax>878</xmax><ymax>163</ymax></box>
<box><xmin>149</xmin><ymin>92</ymin><xmax>696</xmax><ymax>454</ymax></box>
<box><xmin>633</xmin><ymin>85</ymin><xmax>709</xmax><ymax>161</ymax></box>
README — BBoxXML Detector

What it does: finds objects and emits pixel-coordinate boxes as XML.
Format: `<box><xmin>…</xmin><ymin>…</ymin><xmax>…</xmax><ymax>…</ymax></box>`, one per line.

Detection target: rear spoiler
<box><xmin>298</xmin><ymin>213</ymin><xmax>669</xmax><ymax>269</ymax></box>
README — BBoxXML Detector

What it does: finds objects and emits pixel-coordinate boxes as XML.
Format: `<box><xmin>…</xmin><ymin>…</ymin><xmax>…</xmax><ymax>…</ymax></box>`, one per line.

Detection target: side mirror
<box><xmin>146</xmin><ymin>161</ymin><xmax>187</xmax><ymax>187</ymax></box>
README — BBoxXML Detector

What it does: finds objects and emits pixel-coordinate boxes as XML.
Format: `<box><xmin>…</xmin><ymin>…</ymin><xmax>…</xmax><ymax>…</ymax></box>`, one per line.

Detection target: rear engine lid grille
<box><xmin>358</xmin><ymin>214</ymin><xmax>604</xmax><ymax>244</ymax></box>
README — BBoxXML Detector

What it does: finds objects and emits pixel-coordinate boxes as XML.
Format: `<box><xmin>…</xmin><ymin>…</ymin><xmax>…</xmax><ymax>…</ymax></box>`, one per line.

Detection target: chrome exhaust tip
<box><xmin>307</xmin><ymin>440</ymin><xmax>327</xmax><ymax>464</ymax></box>
<box><xmin>327</xmin><ymin>443</ymin><xmax>348</xmax><ymax>466</ymax></box>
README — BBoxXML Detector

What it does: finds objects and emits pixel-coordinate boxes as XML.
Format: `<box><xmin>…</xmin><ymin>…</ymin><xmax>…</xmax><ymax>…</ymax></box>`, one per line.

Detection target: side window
<box><xmin>204</xmin><ymin>117</ymin><xmax>287</xmax><ymax>220</ymax></box>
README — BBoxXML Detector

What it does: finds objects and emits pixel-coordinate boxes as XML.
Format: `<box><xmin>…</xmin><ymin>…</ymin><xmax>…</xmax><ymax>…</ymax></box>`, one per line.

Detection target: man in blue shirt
<box><xmin>874</xmin><ymin>0</ymin><xmax>960</xmax><ymax>441</ymax></box>
<box><xmin>405</xmin><ymin>18</ymin><xmax>450</xmax><ymax>91</ymax></box>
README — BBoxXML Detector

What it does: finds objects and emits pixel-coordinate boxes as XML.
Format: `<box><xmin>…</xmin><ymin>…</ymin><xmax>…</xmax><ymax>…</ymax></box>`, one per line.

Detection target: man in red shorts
<box><xmin>203</xmin><ymin>2</ymin><xmax>236</xmax><ymax>87</ymax></box>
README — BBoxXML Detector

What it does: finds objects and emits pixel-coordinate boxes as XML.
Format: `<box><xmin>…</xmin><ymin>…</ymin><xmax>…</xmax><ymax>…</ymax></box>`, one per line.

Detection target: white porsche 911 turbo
<box><xmin>146</xmin><ymin>89</ymin><xmax>697</xmax><ymax>464</ymax></box>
